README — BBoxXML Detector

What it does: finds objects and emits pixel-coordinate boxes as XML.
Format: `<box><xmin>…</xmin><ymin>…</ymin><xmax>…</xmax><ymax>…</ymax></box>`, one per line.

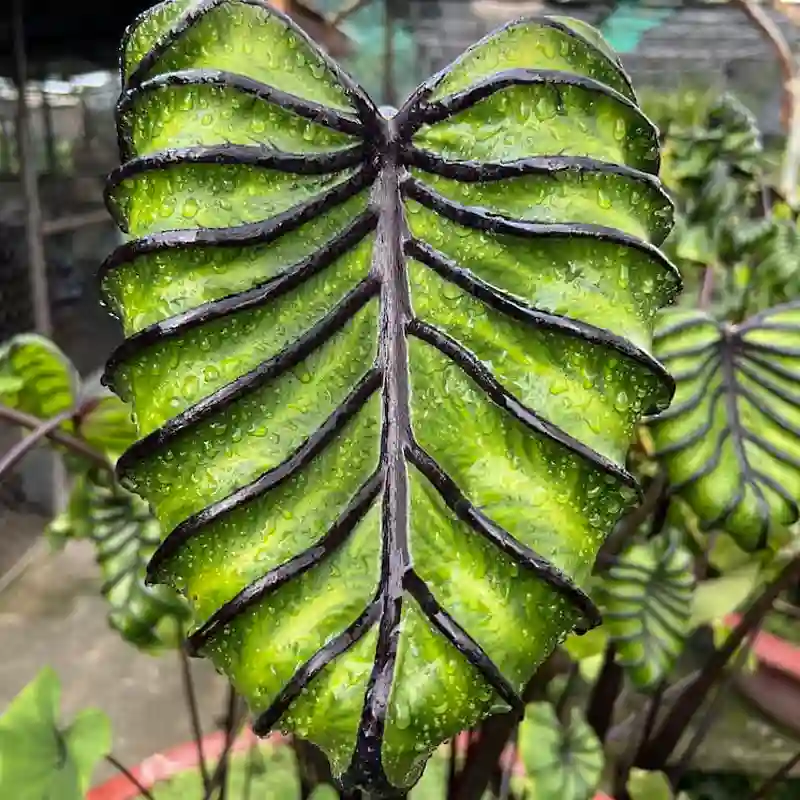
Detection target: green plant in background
<box><xmin>49</xmin><ymin>468</ymin><xmax>190</xmax><ymax>650</ymax></box>
<box><xmin>626</xmin><ymin>769</ymin><xmax>690</xmax><ymax>800</ymax></box>
<box><xmin>650</xmin><ymin>306</ymin><xmax>800</xmax><ymax>552</ymax></box>
<box><xmin>598</xmin><ymin>532</ymin><xmax>695</xmax><ymax>689</ymax></box>
<box><xmin>659</xmin><ymin>95</ymin><xmax>763</xmax><ymax>278</ymax></box>
<box><xmin>515</xmin><ymin>702</ymin><xmax>603</xmax><ymax>800</ymax></box>
<box><xmin>0</xmin><ymin>334</ymin><xmax>187</xmax><ymax>650</ymax></box>
<box><xmin>652</xmin><ymin>91</ymin><xmax>800</xmax><ymax>318</ymax></box>
<box><xmin>0</xmin><ymin>669</ymin><xmax>110</xmax><ymax>800</ymax></box>
<box><xmin>0</xmin><ymin>335</ymin><xmax>78</xmax><ymax>422</ymax></box>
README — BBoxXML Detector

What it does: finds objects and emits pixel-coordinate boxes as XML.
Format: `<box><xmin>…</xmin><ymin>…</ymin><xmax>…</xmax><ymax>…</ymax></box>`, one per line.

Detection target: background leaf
<box><xmin>517</xmin><ymin>702</ymin><xmax>603</xmax><ymax>800</ymax></box>
<box><xmin>689</xmin><ymin>564</ymin><xmax>760</xmax><ymax>628</ymax></box>
<box><xmin>0</xmin><ymin>373</ymin><xmax>23</xmax><ymax>396</ymax></box>
<box><xmin>55</xmin><ymin>469</ymin><xmax>188</xmax><ymax>650</ymax></box>
<box><xmin>0</xmin><ymin>668</ymin><xmax>110</xmax><ymax>800</ymax></box>
<box><xmin>562</xmin><ymin>626</ymin><xmax>609</xmax><ymax>662</ymax></box>
<box><xmin>77</xmin><ymin>394</ymin><xmax>138</xmax><ymax>459</ymax></box>
<box><xmin>76</xmin><ymin>374</ymin><xmax>138</xmax><ymax>459</ymax></box>
<box><xmin>599</xmin><ymin>532</ymin><xmax>695</xmax><ymax>689</ymax></box>
<box><xmin>650</xmin><ymin>304</ymin><xmax>800</xmax><ymax>550</ymax></box>
<box><xmin>626</xmin><ymin>769</ymin><xmax>674</xmax><ymax>800</ymax></box>
<box><xmin>308</xmin><ymin>786</ymin><xmax>340</xmax><ymax>800</ymax></box>
<box><xmin>0</xmin><ymin>335</ymin><xmax>78</xmax><ymax>421</ymax></box>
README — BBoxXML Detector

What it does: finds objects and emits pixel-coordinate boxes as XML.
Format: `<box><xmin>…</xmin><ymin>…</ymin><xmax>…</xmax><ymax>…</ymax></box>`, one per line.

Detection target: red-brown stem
<box><xmin>699</xmin><ymin>264</ymin><xmax>715</xmax><ymax>309</ymax></box>
<box><xmin>638</xmin><ymin>555</ymin><xmax>800</xmax><ymax>766</ymax></box>
<box><xmin>178</xmin><ymin>641</ymin><xmax>211</xmax><ymax>794</ymax></box>
<box><xmin>0</xmin><ymin>403</ymin><xmax>111</xmax><ymax>478</ymax></box>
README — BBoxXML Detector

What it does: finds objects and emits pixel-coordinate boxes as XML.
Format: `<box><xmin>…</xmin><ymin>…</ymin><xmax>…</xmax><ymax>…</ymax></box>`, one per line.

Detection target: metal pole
<box><xmin>383</xmin><ymin>0</ymin><xmax>397</xmax><ymax>107</ymax></box>
<box><xmin>12</xmin><ymin>0</ymin><xmax>52</xmax><ymax>336</ymax></box>
<box><xmin>41</xmin><ymin>80</ymin><xmax>58</xmax><ymax>175</ymax></box>
<box><xmin>0</xmin><ymin>119</ymin><xmax>11</xmax><ymax>174</ymax></box>
<box><xmin>12</xmin><ymin>0</ymin><xmax>63</xmax><ymax>516</ymax></box>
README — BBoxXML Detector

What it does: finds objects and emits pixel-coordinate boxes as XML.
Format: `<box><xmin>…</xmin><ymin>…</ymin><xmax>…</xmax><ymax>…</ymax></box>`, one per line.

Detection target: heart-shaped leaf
<box><xmin>649</xmin><ymin>303</ymin><xmax>800</xmax><ymax>551</ymax></box>
<box><xmin>55</xmin><ymin>469</ymin><xmax>189</xmax><ymax>649</ymax></box>
<box><xmin>598</xmin><ymin>532</ymin><xmax>694</xmax><ymax>689</ymax></box>
<box><xmin>0</xmin><ymin>668</ymin><xmax>111</xmax><ymax>800</ymax></box>
<box><xmin>101</xmin><ymin>1</ymin><xmax>677</xmax><ymax>793</ymax></box>
<box><xmin>517</xmin><ymin>702</ymin><xmax>603</xmax><ymax>800</ymax></box>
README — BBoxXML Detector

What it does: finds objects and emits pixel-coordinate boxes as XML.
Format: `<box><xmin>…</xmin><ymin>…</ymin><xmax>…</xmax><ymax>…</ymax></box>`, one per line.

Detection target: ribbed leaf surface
<box><xmin>102</xmin><ymin>1</ymin><xmax>678</xmax><ymax>792</ymax></box>
<box><xmin>0</xmin><ymin>335</ymin><xmax>78</xmax><ymax>422</ymax></box>
<box><xmin>650</xmin><ymin>303</ymin><xmax>800</xmax><ymax>550</ymax></box>
<box><xmin>599</xmin><ymin>533</ymin><xmax>694</xmax><ymax>689</ymax></box>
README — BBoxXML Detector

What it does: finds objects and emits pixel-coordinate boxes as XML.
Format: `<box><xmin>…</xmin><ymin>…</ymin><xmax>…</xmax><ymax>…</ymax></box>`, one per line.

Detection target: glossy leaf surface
<box><xmin>650</xmin><ymin>303</ymin><xmax>800</xmax><ymax>550</ymax></box>
<box><xmin>599</xmin><ymin>533</ymin><xmax>694</xmax><ymax>689</ymax></box>
<box><xmin>103</xmin><ymin>1</ymin><xmax>677</xmax><ymax>792</ymax></box>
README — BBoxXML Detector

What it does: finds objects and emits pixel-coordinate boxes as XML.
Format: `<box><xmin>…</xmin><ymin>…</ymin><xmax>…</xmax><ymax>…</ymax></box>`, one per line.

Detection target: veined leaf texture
<box><xmin>101</xmin><ymin>1</ymin><xmax>679</xmax><ymax>793</ymax></box>
<box><xmin>651</xmin><ymin>304</ymin><xmax>800</xmax><ymax>551</ymax></box>
<box><xmin>599</xmin><ymin>533</ymin><xmax>694</xmax><ymax>690</ymax></box>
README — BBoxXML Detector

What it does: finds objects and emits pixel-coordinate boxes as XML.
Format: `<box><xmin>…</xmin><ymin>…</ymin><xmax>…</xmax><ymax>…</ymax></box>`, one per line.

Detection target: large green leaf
<box><xmin>649</xmin><ymin>303</ymin><xmax>800</xmax><ymax>551</ymax></box>
<box><xmin>516</xmin><ymin>702</ymin><xmax>603</xmax><ymax>800</ymax></box>
<box><xmin>54</xmin><ymin>469</ymin><xmax>189</xmax><ymax>650</ymax></box>
<box><xmin>599</xmin><ymin>532</ymin><xmax>694</xmax><ymax>689</ymax></box>
<box><xmin>101</xmin><ymin>1</ymin><xmax>677</xmax><ymax>793</ymax></box>
<box><xmin>0</xmin><ymin>668</ymin><xmax>110</xmax><ymax>800</ymax></box>
<box><xmin>0</xmin><ymin>334</ymin><xmax>78</xmax><ymax>421</ymax></box>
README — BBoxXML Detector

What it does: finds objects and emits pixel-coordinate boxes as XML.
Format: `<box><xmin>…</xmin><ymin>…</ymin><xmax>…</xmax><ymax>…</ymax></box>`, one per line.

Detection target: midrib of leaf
<box><xmin>720</xmin><ymin>328</ymin><xmax>769</xmax><ymax>532</ymax></box>
<box><xmin>349</xmin><ymin>133</ymin><xmax>412</xmax><ymax>790</ymax></box>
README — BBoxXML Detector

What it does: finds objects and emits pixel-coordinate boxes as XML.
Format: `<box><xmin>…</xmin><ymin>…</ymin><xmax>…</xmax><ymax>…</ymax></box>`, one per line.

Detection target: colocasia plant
<box><xmin>100</xmin><ymin>0</ymin><xmax>678</xmax><ymax>794</ymax></box>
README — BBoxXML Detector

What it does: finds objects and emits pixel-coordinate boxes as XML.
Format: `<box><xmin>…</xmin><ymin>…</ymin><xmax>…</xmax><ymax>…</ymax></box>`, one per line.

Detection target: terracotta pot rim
<box><xmin>87</xmin><ymin>728</ymin><xmax>613</xmax><ymax>799</ymax></box>
<box><xmin>87</xmin><ymin>607</ymin><xmax>800</xmax><ymax>799</ymax></box>
<box><xmin>726</xmin><ymin>613</ymin><xmax>800</xmax><ymax>677</ymax></box>
<box><xmin>87</xmin><ymin>729</ymin><xmax>275</xmax><ymax>800</ymax></box>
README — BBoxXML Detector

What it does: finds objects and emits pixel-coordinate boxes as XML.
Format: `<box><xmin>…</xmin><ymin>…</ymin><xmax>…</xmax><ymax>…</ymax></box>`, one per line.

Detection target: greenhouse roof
<box><xmin>0</xmin><ymin>0</ymin><xmax>348</xmax><ymax>78</ymax></box>
<box><xmin>0</xmin><ymin>1</ymin><xmax>152</xmax><ymax>77</ymax></box>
